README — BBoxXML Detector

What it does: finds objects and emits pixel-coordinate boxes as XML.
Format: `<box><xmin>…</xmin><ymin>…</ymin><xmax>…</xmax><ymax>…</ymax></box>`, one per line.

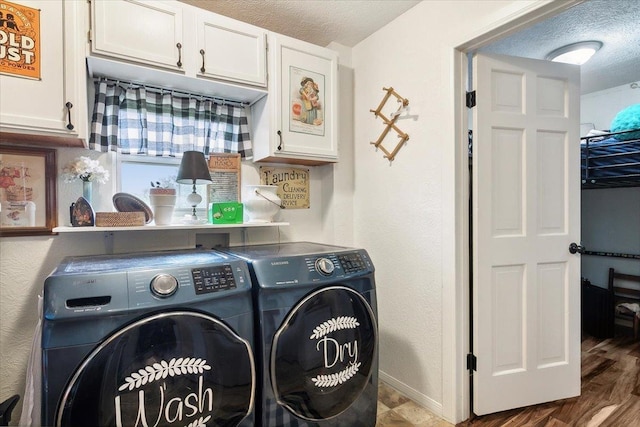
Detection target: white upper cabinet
<box><xmin>252</xmin><ymin>33</ymin><xmax>339</xmax><ymax>165</ymax></box>
<box><xmin>92</xmin><ymin>0</ymin><xmax>184</xmax><ymax>71</ymax></box>
<box><xmin>90</xmin><ymin>0</ymin><xmax>267</xmax><ymax>89</ymax></box>
<box><xmin>0</xmin><ymin>0</ymin><xmax>87</xmax><ymax>141</ymax></box>
<box><xmin>196</xmin><ymin>13</ymin><xmax>267</xmax><ymax>87</ymax></box>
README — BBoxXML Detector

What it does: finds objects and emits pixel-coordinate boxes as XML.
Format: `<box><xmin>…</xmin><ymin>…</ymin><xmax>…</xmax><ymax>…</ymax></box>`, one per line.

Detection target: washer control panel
<box><xmin>192</xmin><ymin>264</ymin><xmax>237</xmax><ymax>295</ymax></box>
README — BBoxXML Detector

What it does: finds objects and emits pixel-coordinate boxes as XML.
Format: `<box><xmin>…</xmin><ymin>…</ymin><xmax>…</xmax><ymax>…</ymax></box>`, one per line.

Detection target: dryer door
<box><xmin>56</xmin><ymin>311</ymin><xmax>255</xmax><ymax>427</ymax></box>
<box><xmin>271</xmin><ymin>286</ymin><xmax>377</xmax><ymax>420</ymax></box>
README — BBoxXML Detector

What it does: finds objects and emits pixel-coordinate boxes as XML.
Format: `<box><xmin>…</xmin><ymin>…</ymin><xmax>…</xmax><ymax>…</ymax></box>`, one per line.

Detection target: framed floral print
<box><xmin>0</xmin><ymin>145</ymin><xmax>57</xmax><ymax>236</ymax></box>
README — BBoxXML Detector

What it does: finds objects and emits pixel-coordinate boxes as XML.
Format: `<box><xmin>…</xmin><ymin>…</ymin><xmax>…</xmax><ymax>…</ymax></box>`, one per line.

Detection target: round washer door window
<box><xmin>271</xmin><ymin>286</ymin><xmax>377</xmax><ymax>420</ymax></box>
<box><xmin>57</xmin><ymin>311</ymin><xmax>255</xmax><ymax>427</ymax></box>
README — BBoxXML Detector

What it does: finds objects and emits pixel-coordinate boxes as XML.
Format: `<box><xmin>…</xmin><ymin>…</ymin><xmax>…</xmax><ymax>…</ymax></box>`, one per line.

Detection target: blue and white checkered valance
<box><xmin>88</xmin><ymin>79</ymin><xmax>253</xmax><ymax>159</ymax></box>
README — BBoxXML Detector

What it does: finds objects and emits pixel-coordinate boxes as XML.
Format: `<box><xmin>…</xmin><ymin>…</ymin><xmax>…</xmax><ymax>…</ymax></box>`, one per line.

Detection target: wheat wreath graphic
<box><xmin>311</xmin><ymin>362</ymin><xmax>362</xmax><ymax>388</ymax></box>
<box><xmin>309</xmin><ymin>316</ymin><xmax>360</xmax><ymax>340</ymax></box>
<box><xmin>185</xmin><ymin>415</ymin><xmax>211</xmax><ymax>427</ymax></box>
<box><xmin>118</xmin><ymin>357</ymin><xmax>211</xmax><ymax>391</ymax></box>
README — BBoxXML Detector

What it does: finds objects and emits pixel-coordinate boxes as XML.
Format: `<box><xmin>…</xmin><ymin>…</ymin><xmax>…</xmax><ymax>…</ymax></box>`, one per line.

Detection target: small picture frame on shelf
<box><xmin>0</xmin><ymin>144</ymin><xmax>57</xmax><ymax>237</ymax></box>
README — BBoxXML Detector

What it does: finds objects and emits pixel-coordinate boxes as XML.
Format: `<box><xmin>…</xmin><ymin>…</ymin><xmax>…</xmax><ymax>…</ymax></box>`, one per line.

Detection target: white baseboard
<box><xmin>378</xmin><ymin>370</ymin><xmax>443</xmax><ymax>417</ymax></box>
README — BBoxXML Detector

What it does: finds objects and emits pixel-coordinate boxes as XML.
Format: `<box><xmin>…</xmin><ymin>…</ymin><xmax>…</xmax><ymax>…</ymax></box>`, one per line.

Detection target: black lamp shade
<box><xmin>176</xmin><ymin>151</ymin><xmax>212</xmax><ymax>184</ymax></box>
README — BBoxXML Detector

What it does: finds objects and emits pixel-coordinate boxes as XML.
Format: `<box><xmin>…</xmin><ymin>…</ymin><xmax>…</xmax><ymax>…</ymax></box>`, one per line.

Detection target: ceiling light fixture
<box><xmin>545</xmin><ymin>41</ymin><xmax>602</xmax><ymax>65</ymax></box>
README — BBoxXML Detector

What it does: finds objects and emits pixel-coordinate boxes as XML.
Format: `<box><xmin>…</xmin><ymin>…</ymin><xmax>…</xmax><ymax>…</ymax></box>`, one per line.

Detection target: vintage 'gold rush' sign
<box><xmin>0</xmin><ymin>0</ymin><xmax>40</xmax><ymax>79</ymax></box>
<box><xmin>260</xmin><ymin>167</ymin><xmax>310</xmax><ymax>209</ymax></box>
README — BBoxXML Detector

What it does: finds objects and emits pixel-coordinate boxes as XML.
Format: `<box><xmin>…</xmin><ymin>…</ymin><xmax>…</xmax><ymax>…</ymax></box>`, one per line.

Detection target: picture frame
<box><xmin>0</xmin><ymin>145</ymin><xmax>57</xmax><ymax>236</ymax></box>
<box><xmin>276</xmin><ymin>35</ymin><xmax>338</xmax><ymax>159</ymax></box>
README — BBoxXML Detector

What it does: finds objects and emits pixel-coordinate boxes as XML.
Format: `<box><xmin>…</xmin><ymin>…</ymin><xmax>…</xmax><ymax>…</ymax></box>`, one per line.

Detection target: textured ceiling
<box><xmin>181</xmin><ymin>0</ymin><xmax>638</xmax><ymax>95</ymax></box>
<box><xmin>479</xmin><ymin>0</ymin><xmax>640</xmax><ymax>94</ymax></box>
<box><xmin>179</xmin><ymin>0</ymin><xmax>420</xmax><ymax>48</ymax></box>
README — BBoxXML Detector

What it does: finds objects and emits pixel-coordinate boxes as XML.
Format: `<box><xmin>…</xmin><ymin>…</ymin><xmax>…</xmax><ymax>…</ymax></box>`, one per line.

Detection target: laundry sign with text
<box><xmin>260</xmin><ymin>166</ymin><xmax>309</xmax><ymax>209</ymax></box>
<box><xmin>0</xmin><ymin>0</ymin><xmax>40</xmax><ymax>79</ymax></box>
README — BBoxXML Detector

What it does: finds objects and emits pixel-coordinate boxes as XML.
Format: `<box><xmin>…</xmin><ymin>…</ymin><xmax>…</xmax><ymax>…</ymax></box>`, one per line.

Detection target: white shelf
<box><xmin>53</xmin><ymin>222</ymin><xmax>289</xmax><ymax>233</ymax></box>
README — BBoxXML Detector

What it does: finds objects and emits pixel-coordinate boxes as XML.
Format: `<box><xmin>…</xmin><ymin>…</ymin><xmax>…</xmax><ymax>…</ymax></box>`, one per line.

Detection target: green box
<box><xmin>209</xmin><ymin>202</ymin><xmax>243</xmax><ymax>224</ymax></box>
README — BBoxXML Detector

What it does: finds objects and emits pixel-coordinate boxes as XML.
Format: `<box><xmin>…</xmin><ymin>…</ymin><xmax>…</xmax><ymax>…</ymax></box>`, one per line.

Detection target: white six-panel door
<box><xmin>472</xmin><ymin>53</ymin><xmax>581</xmax><ymax>415</ymax></box>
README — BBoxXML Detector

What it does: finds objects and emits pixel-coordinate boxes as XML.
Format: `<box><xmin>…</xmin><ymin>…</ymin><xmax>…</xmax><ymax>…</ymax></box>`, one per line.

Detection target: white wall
<box><xmin>351</xmin><ymin>0</ymin><xmax>546</xmax><ymax>420</ymax></box>
<box><xmin>580</xmin><ymin>83</ymin><xmax>640</xmax><ymax>287</ymax></box>
<box><xmin>581</xmin><ymin>81</ymin><xmax>640</xmax><ymax>131</ymax></box>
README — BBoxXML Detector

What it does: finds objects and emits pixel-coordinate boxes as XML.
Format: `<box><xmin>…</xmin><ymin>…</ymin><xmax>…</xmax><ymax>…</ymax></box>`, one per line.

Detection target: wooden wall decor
<box><xmin>370</xmin><ymin>87</ymin><xmax>409</xmax><ymax>163</ymax></box>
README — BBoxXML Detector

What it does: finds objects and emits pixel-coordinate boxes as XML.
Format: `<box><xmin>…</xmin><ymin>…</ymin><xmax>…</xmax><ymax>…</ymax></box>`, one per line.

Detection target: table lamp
<box><xmin>176</xmin><ymin>151</ymin><xmax>212</xmax><ymax>223</ymax></box>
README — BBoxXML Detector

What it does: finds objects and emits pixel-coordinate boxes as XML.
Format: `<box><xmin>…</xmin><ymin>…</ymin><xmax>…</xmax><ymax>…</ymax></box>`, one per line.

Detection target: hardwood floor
<box><xmin>458</xmin><ymin>332</ymin><xmax>640</xmax><ymax>427</ymax></box>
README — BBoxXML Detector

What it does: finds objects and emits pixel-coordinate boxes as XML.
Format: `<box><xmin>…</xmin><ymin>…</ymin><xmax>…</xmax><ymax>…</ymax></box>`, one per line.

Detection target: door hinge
<box><xmin>467</xmin><ymin>353</ymin><xmax>477</xmax><ymax>371</ymax></box>
<box><xmin>87</xmin><ymin>29</ymin><xmax>92</xmax><ymax>43</ymax></box>
<box><xmin>466</xmin><ymin>91</ymin><xmax>476</xmax><ymax>108</ymax></box>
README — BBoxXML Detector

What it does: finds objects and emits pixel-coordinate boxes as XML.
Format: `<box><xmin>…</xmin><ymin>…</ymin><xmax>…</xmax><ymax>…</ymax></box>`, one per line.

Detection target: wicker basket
<box><xmin>95</xmin><ymin>212</ymin><xmax>146</xmax><ymax>227</ymax></box>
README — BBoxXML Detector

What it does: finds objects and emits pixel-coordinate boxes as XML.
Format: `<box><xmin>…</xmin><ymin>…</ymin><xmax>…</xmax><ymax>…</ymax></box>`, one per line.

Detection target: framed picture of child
<box><xmin>289</xmin><ymin>67</ymin><xmax>326</xmax><ymax>137</ymax></box>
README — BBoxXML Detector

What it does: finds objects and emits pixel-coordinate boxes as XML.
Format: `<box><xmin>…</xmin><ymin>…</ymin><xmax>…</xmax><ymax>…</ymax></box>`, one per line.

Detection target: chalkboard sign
<box><xmin>207</xmin><ymin>154</ymin><xmax>241</xmax><ymax>203</ymax></box>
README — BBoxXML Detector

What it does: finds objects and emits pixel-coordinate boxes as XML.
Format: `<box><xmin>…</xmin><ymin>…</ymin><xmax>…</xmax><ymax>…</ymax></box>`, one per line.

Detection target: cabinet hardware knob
<box><xmin>200</xmin><ymin>49</ymin><xmax>206</xmax><ymax>73</ymax></box>
<box><xmin>277</xmin><ymin>130</ymin><xmax>283</xmax><ymax>150</ymax></box>
<box><xmin>176</xmin><ymin>43</ymin><xmax>182</xmax><ymax>67</ymax></box>
<box><xmin>65</xmin><ymin>102</ymin><xmax>74</xmax><ymax>130</ymax></box>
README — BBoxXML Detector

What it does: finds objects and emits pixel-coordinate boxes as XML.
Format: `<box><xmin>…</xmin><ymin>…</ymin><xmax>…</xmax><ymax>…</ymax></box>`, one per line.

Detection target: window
<box><xmin>90</xmin><ymin>77</ymin><xmax>253</xmax><ymax>223</ymax></box>
<box><xmin>118</xmin><ymin>155</ymin><xmax>209</xmax><ymax>219</ymax></box>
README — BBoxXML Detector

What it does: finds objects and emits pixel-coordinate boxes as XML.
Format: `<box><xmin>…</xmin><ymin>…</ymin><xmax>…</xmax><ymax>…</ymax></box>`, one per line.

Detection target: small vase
<box><xmin>82</xmin><ymin>180</ymin><xmax>92</xmax><ymax>205</ymax></box>
<box><xmin>244</xmin><ymin>185</ymin><xmax>282</xmax><ymax>223</ymax></box>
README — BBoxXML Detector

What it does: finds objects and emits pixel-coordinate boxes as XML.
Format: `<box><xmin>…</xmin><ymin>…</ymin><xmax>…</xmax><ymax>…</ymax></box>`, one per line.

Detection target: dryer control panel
<box><xmin>251</xmin><ymin>250</ymin><xmax>374</xmax><ymax>288</ymax></box>
<box><xmin>306</xmin><ymin>252</ymin><xmax>368</xmax><ymax>276</ymax></box>
<box><xmin>337</xmin><ymin>252</ymin><xmax>367</xmax><ymax>274</ymax></box>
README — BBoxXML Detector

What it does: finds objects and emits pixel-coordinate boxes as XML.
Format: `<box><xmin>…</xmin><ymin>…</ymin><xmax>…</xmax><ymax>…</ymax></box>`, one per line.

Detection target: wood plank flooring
<box><xmin>458</xmin><ymin>333</ymin><xmax>640</xmax><ymax>427</ymax></box>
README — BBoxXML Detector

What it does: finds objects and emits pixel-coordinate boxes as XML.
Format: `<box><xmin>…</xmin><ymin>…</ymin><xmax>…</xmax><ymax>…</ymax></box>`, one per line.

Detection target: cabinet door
<box><xmin>0</xmin><ymin>0</ymin><xmax>86</xmax><ymax>139</ymax></box>
<box><xmin>92</xmin><ymin>0</ymin><xmax>183</xmax><ymax>71</ymax></box>
<box><xmin>196</xmin><ymin>12</ymin><xmax>266</xmax><ymax>87</ymax></box>
<box><xmin>271</xmin><ymin>34</ymin><xmax>338</xmax><ymax>163</ymax></box>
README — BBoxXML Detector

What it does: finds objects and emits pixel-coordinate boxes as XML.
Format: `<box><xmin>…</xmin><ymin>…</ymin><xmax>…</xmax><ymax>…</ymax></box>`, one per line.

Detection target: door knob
<box><xmin>569</xmin><ymin>242</ymin><xmax>585</xmax><ymax>254</ymax></box>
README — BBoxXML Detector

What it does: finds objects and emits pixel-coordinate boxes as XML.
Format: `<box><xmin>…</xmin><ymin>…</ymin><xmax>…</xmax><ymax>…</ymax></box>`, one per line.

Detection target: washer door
<box><xmin>57</xmin><ymin>311</ymin><xmax>255</xmax><ymax>427</ymax></box>
<box><xmin>271</xmin><ymin>286</ymin><xmax>377</xmax><ymax>420</ymax></box>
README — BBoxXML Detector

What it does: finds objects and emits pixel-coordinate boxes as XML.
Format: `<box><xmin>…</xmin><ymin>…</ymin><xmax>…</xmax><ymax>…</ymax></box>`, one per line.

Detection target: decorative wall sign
<box><xmin>0</xmin><ymin>0</ymin><xmax>40</xmax><ymax>79</ymax></box>
<box><xmin>0</xmin><ymin>144</ymin><xmax>56</xmax><ymax>236</ymax></box>
<box><xmin>207</xmin><ymin>153</ymin><xmax>241</xmax><ymax>203</ymax></box>
<box><xmin>260</xmin><ymin>166</ymin><xmax>310</xmax><ymax>209</ymax></box>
